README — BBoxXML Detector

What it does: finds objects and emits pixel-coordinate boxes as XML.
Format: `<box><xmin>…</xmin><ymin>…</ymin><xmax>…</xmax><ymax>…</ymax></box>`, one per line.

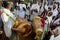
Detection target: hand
<box><xmin>12</xmin><ymin>28</ymin><xmax>21</xmax><ymax>33</ymax></box>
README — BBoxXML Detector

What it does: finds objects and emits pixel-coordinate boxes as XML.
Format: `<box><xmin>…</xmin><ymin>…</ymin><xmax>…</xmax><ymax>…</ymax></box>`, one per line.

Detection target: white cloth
<box><xmin>13</xmin><ymin>9</ymin><xmax>19</xmax><ymax>18</ymax></box>
<box><xmin>53</xmin><ymin>26</ymin><xmax>60</xmax><ymax>35</ymax></box>
<box><xmin>50</xmin><ymin>35</ymin><xmax>60</xmax><ymax>40</ymax></box>
<box><xmin>27</xmin><ymin>3</ymin><xmax>31</xmax><ymax>7</ymax></box>
<box><xmin>30</xmin><ymin>3</ymin><xmax>40</xmax><ymax>20</ymax></box>
<box><xmin>49</xmin><ymin>35</ymin><xmax>54</xmax><ymax>40</ymax></box>
<box><xmin>30</xmin><ymin>3</ymin><xmax>40</xmax><ymax>12</ymax></box>
<box><xmin>54</xmin><ymin>18</ymin><xmax>60</xmax><ymax>25</ymax></box>
<box><xmin>18</xmin><ymin>4</ymin><xmax>26</xmax><ymax>18</ymax></box>
<box><xmin>44</xmin><ymin>20</ymin><xmax>48</xmax><ymax>31</ymax></box>
<box><xmin>40</xmin><ymin>6</ymin><xmax>44</xmax><ymax>14</ymax></box>
<box><xmin>46</xmin><ymin>16</ymin><xmax>53</xmax><ymax>24</ymax></box>
<box><xmin>16</xmin><ymin>2</ymin><xmax>19</xmax><ymax>6</ymax></box>
<box><xmin>1</xmin><ymin>8</ymin><xmax>16</xmax><ymax>37</ymax></box>
<box><xmin>26</xmin><ymin>9</ymin><xmax>30</xmax><ymax>15</ymax></box>
<box><xmin>45</xmin><ymin>5</ymin><xmax>48</xmax><ymax>11</ymax></box>
<box><xmin>52</xmin><ymin>9</ymin><xmax>58</xmax><ymax>17</ymax></box>
<box><xmin>17</xmin><ymin>10</ymin><xmax>26</xmax><ymax>18</ymax></box>
<box><xmin>18</xmin><ymin>4</ymin><xmax>26</xmax><ymax>10</ymax></box>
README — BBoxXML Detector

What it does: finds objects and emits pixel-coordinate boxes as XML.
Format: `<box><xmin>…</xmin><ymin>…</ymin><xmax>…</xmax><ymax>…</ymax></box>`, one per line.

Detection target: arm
<box><xmin>11</xmin><ymin>28</ymin><xmax>22</xmax><ymax>33</ymax></box>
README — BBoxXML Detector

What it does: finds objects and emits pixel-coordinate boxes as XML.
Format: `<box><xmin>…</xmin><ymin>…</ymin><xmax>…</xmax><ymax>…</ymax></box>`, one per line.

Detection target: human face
<box><xmin>8</xmin><ymin>4</ymin><xmax>12</xmax><ymax>10</ymax></box>
<box><xmin>0</xmin><ymin>1</ymin><xmax>2</xmax><ymax>6</ymax></box>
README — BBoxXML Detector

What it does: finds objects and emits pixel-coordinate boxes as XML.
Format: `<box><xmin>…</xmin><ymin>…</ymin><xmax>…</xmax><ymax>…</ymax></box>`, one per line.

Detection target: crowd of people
<box><xmin>0</xmin><ymin>0</ymin><xmax>60</xmax><ymax>40</ymax></box>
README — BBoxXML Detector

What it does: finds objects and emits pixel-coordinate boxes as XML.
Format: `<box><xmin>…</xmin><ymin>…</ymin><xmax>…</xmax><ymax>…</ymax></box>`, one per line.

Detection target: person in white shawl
<box><xmin>52</xmin><ymin>4</ymin><xmax>58</xmax><ymax>17</ymax></box>
<box><xmin>18</xmin><ymin>0</ymin><xmax>26</xmax><ymax>18</ymax></box>
<box><xmin>50</xmin><ymin>26</ymin><xmax>60</xmax><ymax>40</ymax></box>
<box><xmin>30</xmin><ymin>0</ymin><xmax>40</xmax><ymax>21</ymax></box>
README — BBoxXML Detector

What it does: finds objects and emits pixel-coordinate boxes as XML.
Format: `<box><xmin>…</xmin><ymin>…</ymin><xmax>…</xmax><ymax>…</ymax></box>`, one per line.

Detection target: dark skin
<box><xmin>11</xmin><ymin>28</ymin><xmax>22</xmax><ymax>33</ymax></box>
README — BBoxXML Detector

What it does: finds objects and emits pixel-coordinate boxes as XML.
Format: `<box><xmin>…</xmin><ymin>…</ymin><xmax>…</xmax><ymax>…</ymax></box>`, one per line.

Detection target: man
<box><xmin>52</xmin><ymin>4</ymin><xmax>58</xmax><ymax>17</ymax></box>
<box><xmin>18</xmin><ymin>0</ymin><xmax>26</xmax><ymax>18</ymax></box>
<box><xmin>30</xmin><ymin>0</ymin><xmax>40</xmax><ymax>21</ymax></box>
<box><xmin>50</xmin><ymin>26</ymin><xmax>60</xmax><ymax>40</ymax></box>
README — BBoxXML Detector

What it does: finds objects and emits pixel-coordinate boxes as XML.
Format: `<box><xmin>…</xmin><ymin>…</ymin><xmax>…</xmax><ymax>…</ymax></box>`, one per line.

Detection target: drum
<box><xmin>32</xmin><ymin>16</ymin><xmax>44</xmax><ymax>40</ymax></box>
<box><xmin>13</xmin><ymin>18</ymin><xmax>32</xmax><ymax>37</ymax></box>
<box><xmin>32</xmin><ymin>16</ymin><xmax>43</xmax><ymax>36</ymax></box>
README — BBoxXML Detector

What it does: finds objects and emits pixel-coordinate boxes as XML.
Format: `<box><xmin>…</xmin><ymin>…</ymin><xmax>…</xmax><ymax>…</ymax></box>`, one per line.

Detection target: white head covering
<box><xmin>45</xmin><ymin>5</ymin><xmax>48</xmax><ymax>11</ymax></box>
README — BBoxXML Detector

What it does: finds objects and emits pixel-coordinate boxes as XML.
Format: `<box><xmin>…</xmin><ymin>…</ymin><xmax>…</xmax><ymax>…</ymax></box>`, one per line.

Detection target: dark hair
<box><xmin>3</xmin><ymin>1</ymin><xmax>10</xmax><ymax>8</ymax></box>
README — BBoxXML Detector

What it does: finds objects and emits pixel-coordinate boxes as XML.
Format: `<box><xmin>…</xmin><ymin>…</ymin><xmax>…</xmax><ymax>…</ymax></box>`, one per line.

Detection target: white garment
<box><xmin>18</xmin><ymin>4</ymin><xmax>26</xmax><ymax>18</ymax></box>
<box><xmin>16</xmin><ymin>2</ymin><xmax>19</xmax><ymax>6</ymax></box>
<box><xmin>27</xmin><ymin>3</ymin><xmax>31</xmax><ymax>7</ymax></box>
<box><xmin>17</xmin><ymin>10</ymin><xmax>26</xmax><ymax>18</ymax></box>
<box><xmin>18</xmin><ymin>4</ymin><xmax>26</xmax><ymax>10</ymax></box>
<box><xmin>30</xmin><ymin>3</ymin><xmax>40</xmax><ymax>20</ymax></box>
<box><xmin>13</xmin><ymin>9</ymin><xmax>19</xmax><ymax>18</ymax></box>
<box><xmin>49</xmin><ymin>35</ymin><xmax>54</xmax><ymax>40</ymax></box>
<box><xmin>45</xmin><ymin>4</ymin><xmax>48</xmax><ymax>11</ymax></box>
<box><xmin>44</xmin><ymin>20</ymin><xmax>48</xmax><ymax>31</ymax></box>
<box><xmin>50</xmin><ymin>35</ymin><xmax>60</xmax><ymax>40</ymax></box>
<box><xmin>26</xmin><ymin>9</ymin><xmax>30</xmax><ymax>15</ymax></box>
<box><xmin>52</xmin><ymin>9</ymin><xmax>58</xmax><ymax>17</ymax></box>
<box><xmin>46</xmin><ymin>16</ymin><xmax>53</xmax><ymax>24</ymax></box>
<box><xmin>30</xmin><ymin>3</ymin><xmax>40</xmax><ymax>12</ymax></box>
<box><xmin>1</xmin><ymin>8</ymin><xmax>16</xmax><ymax>37</ymax></box>
<box><xmin>40</xmin><ymin>6</ymin><xmax>44</xmax><ymax>14</ymax></box>
<box><xmin>54</xmin><ymin>18</ymin><xmax>60</xmax><ymax>25</ymax></box>
<box><xmin>53</xmin><ymin>26</ymin><xmax>60</xmax><ymax>35</ymax></box>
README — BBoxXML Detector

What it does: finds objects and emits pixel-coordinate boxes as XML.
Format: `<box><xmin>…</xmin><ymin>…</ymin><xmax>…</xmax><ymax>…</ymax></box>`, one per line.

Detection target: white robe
<box><xmin>30</xmin><ymin>3</ymin><xmax>40</xmax><ymax>20</ymax></box>
<box><xmin>46</xmin><ymin>16</ymin><xmax>53</xmax><ymax>24</ymax></box>
<box><xmin>1</xmin><ymin>8</ymin><xmax>16</xmax><ymax>37</ymax></box>
<box><xmin>54</xmin><ymin>18</ymin><xmax>60</xmax><ymax>25</ymax></box>
<box><xmin>52</xmin><ymin>9</ymin><xmax>58</xmax><ymax>17</ymax></box>
<box><xmin>50</xmin><ymin>35</ymin><xmax>60</xmax><ymax>40</ymax></box>
<box><xmin>50</xmin><ymin>27</ymin><xmax>60</xmax><ymax>40</ymax></box>
<box><xmin>18</xmin><ymin>4</ymin><xmax>26</xmax><ymax>18</ymax></box>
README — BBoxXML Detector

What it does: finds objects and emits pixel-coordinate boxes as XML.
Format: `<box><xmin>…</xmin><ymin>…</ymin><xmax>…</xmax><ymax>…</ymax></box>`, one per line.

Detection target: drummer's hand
<box><xmin>12</xmin><ymin>28</ymin><xmax>21</xmax><ymax>32</ymax></box>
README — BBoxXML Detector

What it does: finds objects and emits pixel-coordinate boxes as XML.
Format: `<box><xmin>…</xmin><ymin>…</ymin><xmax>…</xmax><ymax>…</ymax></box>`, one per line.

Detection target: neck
<box><xmin>6</xmin><ymin>7</ymin><xmax>10</xmax><ymax>10</ymax></box>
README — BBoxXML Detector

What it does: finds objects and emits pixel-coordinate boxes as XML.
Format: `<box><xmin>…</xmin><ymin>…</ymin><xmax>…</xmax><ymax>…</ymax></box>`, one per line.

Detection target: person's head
<box><xmin>15</xmin><ymin>6</ymin><xmax>20</xmax><ymax>10</ymax></box>
<box><xmin>20</xmin><ymin>0</ymin><xmax>24</xmax><ymax>4</ymax></box>
<box><xmin>29</xmin><ymin>0</ymin><xmax>33</xmax><ymax>3</ymax></box>
<box><xmin>3</xmin><ymin>1</ymin><xmax>12</xmax><ymax>10</ymax></box>
<box><xmin>33</xmin><ymin>0</ymin><xmax>38</xmax><ymax>4</ymax></box>
<box><xmin>48</xmin><ymin>7</ymin><xmax>52</xmax><ymax>11</ymax></box>
<box><xmin>0</xmin><ymin>0</ymin><xmax>2</xmax><ymax>6</ymax></box>
<box><xmin>53</xmin><ymin>5</ymin><xmax>56</xmax><ymax>10</ymax></box>
<box><xmin>48</xmin><ymin>12</ymin><xmax>53</xmax><ymax>16</ymax></box>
